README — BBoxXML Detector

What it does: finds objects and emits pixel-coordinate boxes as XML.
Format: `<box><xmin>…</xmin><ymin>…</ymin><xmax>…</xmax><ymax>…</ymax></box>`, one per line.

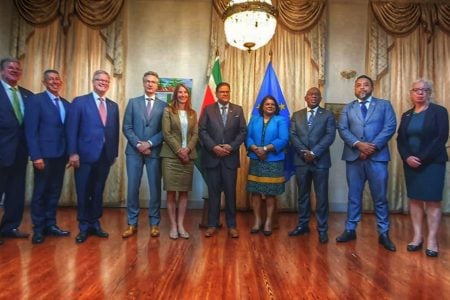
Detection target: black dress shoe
<box><xmin>319</xmin><ymin>232</ymin><xmax>329</xmax><ymax>244</ymax></box>
<box><xmin>2</xmin><ymin>228</ymin><xmax>30</xmax><ymax>238</ymax></box>
<box><xmin>75</xmin><ymin>232</ymin><xmax>88</xmax><ymax>243</ymax></box>
<box><xmin>32</xmin><ymin>233</ymin><xmax>45</xmax><ymax>244</ymax></box>
<box><xmin>46</xmin><ymin>225</ymin><xmax>70</xmax><ymax>236</ymax></box>
<box><xmin>91</xmin><ymin>228</ymin><xmax>109</xmax><ymax>238</ymax></box>
<box><xmin>336</xmin><ymin>230</ymin><xmax>356</xmax><ymax>242</ymax></box>
<box><xmin>288</xmin><ymin>226</ymin><xmax>310</xmax><ymax>236</ymax></box>
<box><xmin>378</xmin><ymin>233</ymin><xmax>396</xmax><ymax>252</ymax></box>
<box><xmin>425</xmin><ymin>249</ymin><xmax>439</xmax><ymax>257</ymax></box>
<box><xmin>406</xmin><ymin>241</ymin><xmax>423</xmax><ymax>252</ymax></box>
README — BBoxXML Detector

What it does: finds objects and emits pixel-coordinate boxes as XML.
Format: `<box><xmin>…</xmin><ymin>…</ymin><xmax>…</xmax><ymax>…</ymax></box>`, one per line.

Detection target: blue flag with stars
<box><xmin>252</xmin><ymin>62</ymin><xmax>295</xmax><ymax>181</ymax></box>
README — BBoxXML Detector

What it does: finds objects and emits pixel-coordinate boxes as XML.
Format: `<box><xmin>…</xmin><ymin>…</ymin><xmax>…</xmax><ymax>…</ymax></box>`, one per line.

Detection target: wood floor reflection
<box><xmin>0</xmin><ymin>208</ymin><xmax>449</xmax><ymax>299</ymax></box>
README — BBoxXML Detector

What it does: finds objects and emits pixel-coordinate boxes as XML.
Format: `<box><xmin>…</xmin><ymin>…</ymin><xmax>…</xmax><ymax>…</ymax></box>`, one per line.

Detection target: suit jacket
<box><xmin>397</xmin><ymin>103</ymin><xmax>449</xmax><ymax>165</ymax></box>
<box><xmin>160</xmin><ymin>107</ymin><xmax>198</xmax><ymax>159</ymax></box>
<box><xmin>66</xmin><ymin>93</ymin><xmax>119</xmax><ymax>164</ymax></box>
<box><xmin>0</xmin><ymin>82</ymin><xmax>33</xmax><ymax>167</ymax></box>
<box><xmin>246</xmin><ymin>114</ymin><xmax>289</xmax><ymax>162</ymax></box>
<box><xmin>338</xmin><ymin>97</ymin><xmax>397</xmax><ymax>162</ymax></box>
<box><xmin>122</xmin><ymin>96</ymin><xmax>168</xmax><ymax>158</ymax></box>
<box><xmin>25</xmin><ymin>91</ymin><xmax>70</xmax><ymax>160</ymax></box>
<box><xmin>290</xmin><ymin>107</ymin><xmax>336</xmax><ymax>168</ymax></box>
<box><xmin>199</xmin><ymin>102</ymin><xmax>246</xmax><ymax>169</ymax></box>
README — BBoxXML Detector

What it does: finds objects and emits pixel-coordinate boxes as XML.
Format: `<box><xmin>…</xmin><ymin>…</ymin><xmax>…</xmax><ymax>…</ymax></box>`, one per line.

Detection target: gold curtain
<box><xmin>211</xmin><ymin>0</ymin><xmax>326</xmax><ymax>210</ymax></box>
<box><xmin>367</xmin><ymin>1</ymin><xmax>450</xmax><ymax>213</ymax></box>
<box><xmin>11</xmin><ymin>0</ymin><xmax>127</xmax><ymax>207</ymax></box>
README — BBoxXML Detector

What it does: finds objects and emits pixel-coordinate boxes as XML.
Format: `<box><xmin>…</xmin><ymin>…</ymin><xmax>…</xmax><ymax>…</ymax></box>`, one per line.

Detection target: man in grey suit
<box><xmin>199</xmin><ymin>82</ymin><xmax>246</xmax><ymax>238</ymax></box>
<box><xmin>288</xmin><ymin>87</ymin><xmax>336</xmax><ymax>244</ymax></box>
<box><xmin>336</xmin><ymin>75</ymin><xmax>397</xmax><ymax>251</ymax></box>
<box><xmin>122</xmin><ymin>71</ymin><xmax>168</xmax><ymax>238</ymax></box>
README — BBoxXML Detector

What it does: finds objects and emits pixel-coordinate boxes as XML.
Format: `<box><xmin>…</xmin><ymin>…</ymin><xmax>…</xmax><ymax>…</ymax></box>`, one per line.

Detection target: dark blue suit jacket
<box><xmin>25</xmin><ymin>91</ymin><xmax>70</xmax><ymax>160</ymax></box>
<box><xmin>290</xmin><ymin>107</ymin><xmax>336</xmax><ymax>168</ymax></box>
<box><xmin>66</xmin><ymin>93</ymin><xmax>119</xmax><ymax>164</ymax></box>
<box><xmin>397</xmin><ymin>103</ymin><xmax>449</xmax><ymax>165</ymax></box>
<box><xmin>0</xmin><ymin>83</ymin><xmax>33</xmax><ymax>166</ymax></box>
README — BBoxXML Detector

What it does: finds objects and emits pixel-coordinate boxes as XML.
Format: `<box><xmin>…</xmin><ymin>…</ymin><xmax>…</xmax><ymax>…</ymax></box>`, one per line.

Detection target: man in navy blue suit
<box><xmin>122</xmin><ymin>71</ymin><xmax>167</xmax><ymax>238</ymax></box>
<box><xmin>66</xmin><ymin>70</ymin><xmax>119</xmax><ymax>244</ymax></box>
<box><xmin>0</xmin><ymin>57</ymin><xmax>33</xmax><ymax>242</ymax></box>
<box><xmin>336</xmin><ymin>75</ymin><xmax>397</xmax><ymax>251</ymax></box>
<box><xmin>25</xmin><ymin>70</ymin><xmax>71</xmax><ymax>244</ymax></box>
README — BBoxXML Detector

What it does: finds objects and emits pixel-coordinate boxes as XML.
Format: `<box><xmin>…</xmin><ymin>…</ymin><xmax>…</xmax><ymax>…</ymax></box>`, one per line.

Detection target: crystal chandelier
<box><xmin>223</xmin><ymin>0</ymin><xmax>277</xmax><ymax>52</ymax></box>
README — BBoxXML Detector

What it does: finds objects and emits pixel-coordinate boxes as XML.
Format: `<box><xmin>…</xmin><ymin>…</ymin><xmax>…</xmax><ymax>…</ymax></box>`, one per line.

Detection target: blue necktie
<box><xmin>54</xmin><ymin>97</ymin><xmax>63</xmax><ymax>123</ymax></box>
<box><xmin>308</xmin><ymin>109</ymin><xmax>315</xmax><ymax>127</ymax></box>
<box><xmin>360</xmin><ymin>101</ymin><xmax>368</xmax><ymax>119</ymax></box>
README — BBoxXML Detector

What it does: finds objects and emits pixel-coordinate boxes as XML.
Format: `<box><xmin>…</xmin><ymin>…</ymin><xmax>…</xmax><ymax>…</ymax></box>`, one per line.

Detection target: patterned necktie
<box><xmin>308</xmin><ymin>109</ymin><xmax>315</xmax><ymax>127</ymax></box>
<box><xmin>54</xmin><ymin>97</ymin><xmax>63</xmax><ymax>123</ymax></box>
<box><xmin>147</xmin><ymin>98</ymin><xmax>153</xmax><ymax>118</ymax></box>
<box><xmin>360</xmin><ymin>101</ymin><xmax>368</xmax><ymax>119</ymax></box>
<box><xmin>99</xmin><ymin>98</ymin><xmax>107</xmax><ymax>126</ymax></box>
<box><xmin>221</xmin><ymin>105</ymin><xmax>227</xmax><ymax>125</ymax></box>
<box><xmin>10</xmin><ymin>87</ymin><xmax>22</xmax><ymax>124</ymax></box>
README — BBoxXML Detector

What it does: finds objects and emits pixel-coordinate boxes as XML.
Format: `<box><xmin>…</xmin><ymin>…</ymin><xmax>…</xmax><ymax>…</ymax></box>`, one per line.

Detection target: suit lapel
<box><xmin>365</xmin><ymin>98</ymin><xmax>377</xmax><ymax>121</ymax></box>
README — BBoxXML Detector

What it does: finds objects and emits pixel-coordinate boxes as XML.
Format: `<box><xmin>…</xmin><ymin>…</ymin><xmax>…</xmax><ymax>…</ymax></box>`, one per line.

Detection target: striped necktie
<box><xmin>10</xmin><ymin>87</ymin><xmax>22</xmax><ymax>124</ymax></box>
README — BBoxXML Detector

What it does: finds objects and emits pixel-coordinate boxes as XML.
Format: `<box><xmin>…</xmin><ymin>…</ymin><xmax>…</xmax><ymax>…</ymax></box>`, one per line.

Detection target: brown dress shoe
<box><xmin>228</xmin><ymin>228</ymin><xmax>239</xmax><ymax>238</ymax></box>
<box><xmin>150</xmin><ymin>226</ymin><xmax>160</xmax><ymax>237</ymax></box>
<box><xmin>122</xmin><ymin>225</ymin><xmax>137</xmax><ymax>238</ymax></box>
<box><xmin>205</xmin><ymin>227</ymin><xmax>216</xmax><ymax>237</ymax></box>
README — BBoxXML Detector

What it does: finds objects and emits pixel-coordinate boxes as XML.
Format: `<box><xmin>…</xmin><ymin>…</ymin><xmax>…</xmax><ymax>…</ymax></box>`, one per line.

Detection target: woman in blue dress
<box><xmin>397</xmin><ymin>79</ymin><xmax>449</xmax><ymax>257</ymax></box>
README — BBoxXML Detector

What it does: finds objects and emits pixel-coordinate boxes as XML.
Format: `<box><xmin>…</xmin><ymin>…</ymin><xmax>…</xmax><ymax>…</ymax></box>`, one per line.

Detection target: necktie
<box><xmin>10</xmin><ymin>87</ymin><xmax>22</xmax><ymax>124</ymax></box>
<box><xmin>221</xmin><ymin>105</ymin><xmax>227</xmax><ymax>125</ymax></box>
<box><xmin>308</xmin><ymin>109</ymin><xmax>315</xmax><ymax>127</ymax></box>
<box><xmin>54</xmin><ymin>97</ymin><xmax>63</xmax><ymax>123</ymax></box>
<box><xmin>360</xmin><ymin>101</ymin><xmax>368</xmax><ymax>119</ymax></box>
<box><xmin>99</xmin><ymin>98</ymin><xmax>107</xmax><ymax>126</ymax></box>
<box><xmin>147</xmin><ymin>98</ymin><xmax>153</xmax><ymax>118</ymax></box>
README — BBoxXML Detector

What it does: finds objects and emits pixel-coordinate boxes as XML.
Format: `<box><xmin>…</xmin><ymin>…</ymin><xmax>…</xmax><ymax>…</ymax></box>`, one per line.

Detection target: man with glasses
<box><xmin>0</xmin><ymin>57</ymin><xmax>33</xmax><ymax>243</ymax></box>
<box><xmin>336</xmin><ymin>75</ymin><xmax>397</xmax><ymax>251</ymax></box>
<box><xmin>122</xmin><ymin>71</ymin><xmax>167</xmax><ymax>239</ymax></box>
<box><xmin>66</xmin><ymin>70</ymin><xmax>119</xmax><ymax>243</ymax></box>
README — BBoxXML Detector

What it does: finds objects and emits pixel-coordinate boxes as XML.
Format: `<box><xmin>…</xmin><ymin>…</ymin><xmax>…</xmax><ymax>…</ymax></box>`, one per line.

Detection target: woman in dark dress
<box><xmin>397</xmin><ymin>79</ymin><xmax>449</xmax><ymax>257</ymax></box>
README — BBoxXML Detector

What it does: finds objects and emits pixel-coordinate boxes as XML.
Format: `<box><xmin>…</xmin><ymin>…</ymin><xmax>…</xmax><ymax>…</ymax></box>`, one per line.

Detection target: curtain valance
<box><xmin>371</xmin><ymin>1</ymin><xmax>450</xmax><ymax>36</ymax></box>
<box><xmin>14</xmin><ymin>0</ymin><xmax>124</xmax><ymax>31</ymax></box>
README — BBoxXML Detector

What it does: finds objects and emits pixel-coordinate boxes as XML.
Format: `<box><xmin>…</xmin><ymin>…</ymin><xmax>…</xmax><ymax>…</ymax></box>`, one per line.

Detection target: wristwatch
<box><xmin>263</xmin><ymin>146</ymin><xmax>267</xmax><ymax>152</ymax></box>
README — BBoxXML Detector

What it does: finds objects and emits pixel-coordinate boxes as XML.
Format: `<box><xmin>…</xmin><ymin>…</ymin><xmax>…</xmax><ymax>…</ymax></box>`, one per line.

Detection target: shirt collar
<box><xmin>358</xmin><ymin>96</ymin><xmax>372</xmax><ymax>104</ymax></box>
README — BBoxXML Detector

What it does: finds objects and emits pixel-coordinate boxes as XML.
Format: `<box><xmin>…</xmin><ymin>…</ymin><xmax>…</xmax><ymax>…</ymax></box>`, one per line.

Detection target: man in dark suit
<box><xmin>336</xmin><ymin>75</ymin><xmax>397</xmax><ymax>251</ymax></box>
<box><xmin>24</xmin><ymin>69</ymin><xmax>71</xmax><ymax>244</ymax></box>
<box><xmin>0</xmin><ymin>57</ymin><xmax>33</xmax><ymax>241</ymax></box>
<box><xmin>199</xmin><ymin>82</ymin><xmax>246</xmax><ymax>238</ymax></box>
<box><xmin>288</xmin><ymin>87</ymin><xmax>336</xmax><ymax>244</ymax></box>
<box><xmin>122</xmin><ymin>71</ymin><xmax>167</xmax><ymax>238</ymax></box>
<box><xmin>66</xmin><ymin>70</ymin><xmax>119</xmax><ymax>243</ymax></box>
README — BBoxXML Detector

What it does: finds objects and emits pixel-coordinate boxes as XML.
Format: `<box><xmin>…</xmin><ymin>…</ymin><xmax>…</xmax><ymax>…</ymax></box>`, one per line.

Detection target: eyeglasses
<box><xmin>411</xmin><ymin>88</ymin><xmax>430</xmax><ymax>93</ymax></box>
<box><xmin>95</xmin><ymin>79</ymin><xmax>110</xmax><ymax>84</ymax></box>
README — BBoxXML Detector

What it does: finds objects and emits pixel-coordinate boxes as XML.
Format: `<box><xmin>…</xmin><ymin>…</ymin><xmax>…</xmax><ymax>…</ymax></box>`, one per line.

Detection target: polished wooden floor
<box><xmin>0</xmin><ymin>208</ymin><xmax>449</xmax><ymax>299</ymax></box>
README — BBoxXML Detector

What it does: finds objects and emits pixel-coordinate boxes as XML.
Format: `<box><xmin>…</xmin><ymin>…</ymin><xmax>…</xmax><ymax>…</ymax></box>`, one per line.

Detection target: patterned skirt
<box><xmin>246</xmin><ymin>159</ymin><xmax>285</xmax><ymax>196</ymax></box>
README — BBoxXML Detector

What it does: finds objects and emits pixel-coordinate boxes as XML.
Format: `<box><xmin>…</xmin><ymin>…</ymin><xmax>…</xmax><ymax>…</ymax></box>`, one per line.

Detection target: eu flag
<box><xmin>252</xmin><ymin>62</ymin><xmax>295</xmax><ymax>181</ymax></box>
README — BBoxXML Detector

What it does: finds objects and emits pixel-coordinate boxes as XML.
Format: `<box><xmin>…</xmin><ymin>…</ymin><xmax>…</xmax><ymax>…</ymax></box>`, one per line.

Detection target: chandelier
<box><xmin>223</xmin><ymin>0</ymin><xmax>277</xmax><ymax>52</ymax></box>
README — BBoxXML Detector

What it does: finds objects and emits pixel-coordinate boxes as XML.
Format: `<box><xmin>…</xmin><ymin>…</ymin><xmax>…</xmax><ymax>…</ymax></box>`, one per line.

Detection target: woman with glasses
<box><xmin>397</xmin><ymin>79</ymin><xmax>449</xmax><ymax>257</ymax></box>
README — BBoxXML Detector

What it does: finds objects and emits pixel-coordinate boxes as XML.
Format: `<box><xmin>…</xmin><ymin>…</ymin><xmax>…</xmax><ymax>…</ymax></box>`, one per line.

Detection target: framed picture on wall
<box><xmin>156</xmin><ymin>78</ymin><xmax>193</xmax><ymax>104</ymax></box>
<box><xmin>325</xmin><ymin>103</ymin><xmax>345</xmax><ymax>123</ymax></box>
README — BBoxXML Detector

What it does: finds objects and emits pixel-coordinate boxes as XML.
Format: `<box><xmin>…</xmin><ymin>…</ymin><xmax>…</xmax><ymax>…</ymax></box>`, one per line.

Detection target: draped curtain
<box><xmin>367</xmin><ymin>0</ymin><xmax>450</xmax><ymax>213</ymax></box>
<box><xmin>211</xmin><ymin>0</ymin><xmax>326</xmax><ymax>210</ymax></box>
<box><xmin>11</xmin><ymin>0</ymin><xmax>127</xmax><ymax>207</ymax></box>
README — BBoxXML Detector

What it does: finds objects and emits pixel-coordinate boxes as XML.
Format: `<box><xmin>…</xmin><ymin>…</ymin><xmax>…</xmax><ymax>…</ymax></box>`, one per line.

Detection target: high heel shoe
<box><xmin>250</xmin><ymin>225</ymin><xmax>261</xmax><ymax>234</ymax></box>
<box><xmin>406</xmin><ymin>241</ymin><xmax>423</xmax><ymax>252</ymax></box>
<box><xmin>169</xmin><ymin>229</ymin><xmax>178</xmax><ymax>240</ymax></box>
<box><xmin>178</xmin><ymin>231</ymin><xmax>190</xmax><ymax>239</ymax></box>
<box><xmin>425</xmin><ymin>247</ymin><xmax>439</xmax><ymax>257</ymax></box>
